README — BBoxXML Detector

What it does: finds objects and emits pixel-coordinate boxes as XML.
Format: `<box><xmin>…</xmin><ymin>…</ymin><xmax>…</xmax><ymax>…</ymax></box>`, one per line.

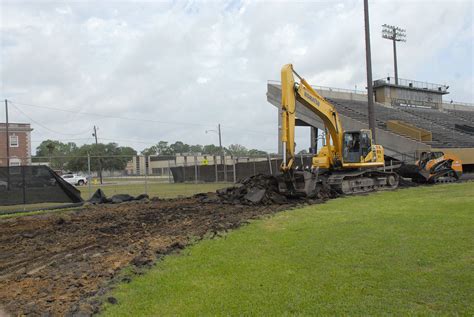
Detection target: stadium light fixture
<box><xmin>382</xmin><ymin>24</ymin><xmax>406</xmax><ymax>85</ymax></box>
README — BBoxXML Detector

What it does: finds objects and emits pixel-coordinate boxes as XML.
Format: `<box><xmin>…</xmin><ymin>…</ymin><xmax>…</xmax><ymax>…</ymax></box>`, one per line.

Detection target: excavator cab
<box><xmin>342</xmin><ymin>130</ymin><xmax>372</xmax><ymax>163</ymax></box>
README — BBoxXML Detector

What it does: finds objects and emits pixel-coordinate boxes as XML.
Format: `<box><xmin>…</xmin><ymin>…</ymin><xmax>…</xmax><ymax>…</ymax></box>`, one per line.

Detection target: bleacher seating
<box><xmin>447</xmin><ymin>109</ymin><xmax>474</xmax><ymax>123</ymax></box>
<box><xmin>327</xmin><ymin>98</ymin><xmax>474</xmax><ymax>148</ymax></box>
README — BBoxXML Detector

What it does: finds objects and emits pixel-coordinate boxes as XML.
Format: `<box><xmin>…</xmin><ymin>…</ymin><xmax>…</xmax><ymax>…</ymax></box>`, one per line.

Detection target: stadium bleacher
<box><xmin>327</xmin><ymin>98</ymin><xmax>474</xmax><ymax>148</ymax></box>
<box><xmin>447</xmin><ymin>109</ymin><xmax>474</xmax><ymax>123</ymax></box>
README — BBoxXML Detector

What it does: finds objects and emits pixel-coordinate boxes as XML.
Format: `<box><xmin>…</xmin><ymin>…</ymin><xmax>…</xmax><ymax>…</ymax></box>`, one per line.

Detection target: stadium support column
<box><xmin>310</xmin><ymin>126</ymin><xmax>318</xmax><ymax>154</ymax></box>
<box><xmin>363</xmin><ymin>0</ymin><xmax>376</xmax><ymax>143</ymax></box>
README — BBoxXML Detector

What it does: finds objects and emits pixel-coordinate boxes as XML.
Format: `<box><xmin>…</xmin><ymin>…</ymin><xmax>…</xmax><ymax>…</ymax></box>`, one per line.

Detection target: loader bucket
<box><xmin>397</xmin><ymin>164</ymin><xmax>429</xmax><ymax>183</ymax></box>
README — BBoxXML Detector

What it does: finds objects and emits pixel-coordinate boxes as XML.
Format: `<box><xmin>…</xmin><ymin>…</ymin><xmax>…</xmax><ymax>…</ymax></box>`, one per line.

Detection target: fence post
<box><xmin>183</xmin><ymin>156</ymin><xmax>187</xmax><ymax>182</ymax></box>
<box><xmin>233</xmin><ymin>156</ymin><xmax>236</xmax><ymax>183</ymax></box>
<box><xmin>144</xmin><ymin>155</ymin><xmax>148</xmax><ymax>195</ymax></box>
<box><xmin>87</xmin><ymin>153</ymin><xmax>92</xmax><ymax>199</ymax></box>
<box><xmin>223</xmin><ymin>155</ymin><xmax>227</xmax><ymax>182</ymax></box>
<box><xmin>194</xmin><ymin>155</ymin><xmax>198</xmax><ymax>184</ymax></box>
<box><xmin>214</xmin><ymin>155</ymin><xmax>218</xmax><ymax>183</ymax></box>
<box><xmin>168</xmin><ymin>160</ymin><xmax>172</xmax><ymax>183</ymax></box>
<box><xmin>22</xmin><ymin>166</ymin><xmax>26</xmax><ymax>205</ymax></box>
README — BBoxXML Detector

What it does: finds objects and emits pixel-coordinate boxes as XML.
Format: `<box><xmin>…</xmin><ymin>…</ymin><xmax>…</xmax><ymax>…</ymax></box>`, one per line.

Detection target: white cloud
<box><xmin>0</xmin><ymin>0</ymin><xmax>472</xmax><ymax>154</ymax></box>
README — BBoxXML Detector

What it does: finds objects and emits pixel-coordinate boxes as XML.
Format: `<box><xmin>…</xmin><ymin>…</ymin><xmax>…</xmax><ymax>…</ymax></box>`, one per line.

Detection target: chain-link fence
<box><xmin>1</xmin><ymin>152</ymin><xmax>406</xmax><ymax>210</ymax></box>
<box><xmin>0</xmin><ymin>165</ymin><xmax>83</xmax><ymax>207</ymax></box>
<box><xmin>2</xmin><ymin>154</ymin><xmax>311</xmax><ymax>206</ymax></box>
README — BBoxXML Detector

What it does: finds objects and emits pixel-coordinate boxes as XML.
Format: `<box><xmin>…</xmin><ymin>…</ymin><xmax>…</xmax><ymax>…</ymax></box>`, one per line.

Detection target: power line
<box><xmin>8</xmin><ymin>99</ymin><xmax>278</xmax><ymax>136</ymax></box>
<box><xmin>8</xmin><ymin>100</ymin><xmax>217</xmax><ymax>128</ymax></box>
<box><xmin>10</xmin><ymin>103</ymin><xmax>93</xmax><ymax>136</ymax></box>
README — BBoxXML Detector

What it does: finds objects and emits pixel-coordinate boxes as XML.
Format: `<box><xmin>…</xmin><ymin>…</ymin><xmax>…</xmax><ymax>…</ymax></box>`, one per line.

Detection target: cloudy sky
<box><xmin>1</xmin><ymin>0</ymin><xmax>472</xmax><ymax>154</ymax></box>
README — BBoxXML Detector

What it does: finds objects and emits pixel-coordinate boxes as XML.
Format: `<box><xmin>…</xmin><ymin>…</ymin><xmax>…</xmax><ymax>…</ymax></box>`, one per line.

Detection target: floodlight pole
<box><xmin>382</xmin><ymin>24</ymin><xmax>406</xmax><ymax>86</ymax></box>
<box><xmin>392</xmin><ymin>35</ymin><xmax>398</xmax><ymax>85</ymax></box>
<box><xmin>363</xmin><ymin>0</ymin><xmax>376</xmax><ymax>143</ymax></box>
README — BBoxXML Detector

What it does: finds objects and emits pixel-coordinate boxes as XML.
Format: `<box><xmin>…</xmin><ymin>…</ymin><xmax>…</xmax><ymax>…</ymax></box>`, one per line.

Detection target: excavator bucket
<box><xmin>276</xmin><ymin>170</ymin><xmax>321</xmax><ymax>198</ymax></box>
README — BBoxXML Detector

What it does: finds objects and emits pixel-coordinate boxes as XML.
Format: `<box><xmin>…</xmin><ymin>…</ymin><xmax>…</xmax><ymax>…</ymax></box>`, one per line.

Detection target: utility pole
<box><xmin>5</xmin><ymin>99</ymin><xmax>10</xmax><ymax>190</ymax></box>
<box><xmin>92</xmin><ymin>125</ymin><xmax>103</xmax><ymax>184</ymax></box>
<box><xmin>382</xmin><ymin>24</ymin><xmax>406</xmax><ymax>85</ymax></box>
<box><xmin>363</xmin><ymin>0</ymin><xmax>376</xmax><ymax>143</ymax></box>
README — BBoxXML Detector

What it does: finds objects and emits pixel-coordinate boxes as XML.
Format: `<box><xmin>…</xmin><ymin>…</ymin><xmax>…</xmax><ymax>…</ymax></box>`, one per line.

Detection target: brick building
<box><xmin>0</xmin><ymin>123</ymin><xmax>33</xmax><ymax>166</ymax></box>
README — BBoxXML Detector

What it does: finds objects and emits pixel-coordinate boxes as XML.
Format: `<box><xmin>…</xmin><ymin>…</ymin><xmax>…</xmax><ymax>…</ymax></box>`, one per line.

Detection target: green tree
<box><xmin>202</xmin><ymin>144</ymin><xmax>222</xmax><ymax>155</ymax></box>
<box><xmin>248</xmin><ymin>149</ymin><xmax>268</xmax><ymax>156</ymax></box>
<box><xmin>170</xmin><ymin>141</ymin><xmax>190</xmax><ymax>154</ymax></box>
<box><xmin>35</xmin><ymin>140</ymin><xmax>78</xmax><ymax>169</ymax></box>
<box><xmin>189</xmin><ymin>144</ymin><xmax>203</xmax><ymax>153</ymax></box>
<box><xmin>141</xmin><ymin>145</ymin><xmax>158</xmax><ymax>156</ymax></box>
<box><xmin>227</xmin><ymin>144</ymin><xmax>248</xmax><ymax>157</ymax></box>
<box><xmin>67</xmin><ymin>143</ymin><xmax>136</xmax><ymax>172</ymax></box>
<box><xmin>141</xmin><ymin>141</ymin><xmax>174</xmax><ymax>156</ymax></box>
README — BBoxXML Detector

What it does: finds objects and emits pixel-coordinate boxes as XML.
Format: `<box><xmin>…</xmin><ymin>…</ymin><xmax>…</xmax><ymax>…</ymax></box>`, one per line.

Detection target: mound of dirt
<box><xmin>214</xmin><ymin>174</ymin><xmax>288</xmax><ymax>205</ymax></box>
<box><xmin>88</xmin><ymin>189</ymin><xmax>150</xmax><ymax>204</ymax></box>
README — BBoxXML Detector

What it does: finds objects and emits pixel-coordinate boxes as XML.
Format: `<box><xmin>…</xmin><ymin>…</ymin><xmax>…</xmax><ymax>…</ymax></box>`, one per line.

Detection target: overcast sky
<box><xmin>1</xmin><ymin>0</ymin><xmax>472</xmax><ymax>154</ymax></box>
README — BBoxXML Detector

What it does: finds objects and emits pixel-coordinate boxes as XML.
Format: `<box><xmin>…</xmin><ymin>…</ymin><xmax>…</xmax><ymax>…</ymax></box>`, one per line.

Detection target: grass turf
<box><xmin>80</xmin><ymin>182</ymin><xmax>231</xmax><ymax>200</ymax></box>
<box><xmin>0</xmin><ymin>183</ymin><xmax>230</xmax><ymax>217</ymax></box>
<box><xmin>102</xmin><ymin>183</ymin><xmax>474</xmax><ymax>316</ymax></box>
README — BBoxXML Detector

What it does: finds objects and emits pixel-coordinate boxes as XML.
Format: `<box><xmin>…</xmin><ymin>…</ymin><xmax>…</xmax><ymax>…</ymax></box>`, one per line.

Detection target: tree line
<box><xmin>34</xmin><ymin>140</ymin><xmax>268</xmax><ymax>171</ymax></box>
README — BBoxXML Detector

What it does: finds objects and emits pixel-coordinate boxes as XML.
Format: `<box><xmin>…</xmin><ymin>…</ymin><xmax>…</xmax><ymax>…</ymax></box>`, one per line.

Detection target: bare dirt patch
<box><xmin>0</xmin><ymin>194</ymin><xmax>296</xmax><ymax>316</ymax></box>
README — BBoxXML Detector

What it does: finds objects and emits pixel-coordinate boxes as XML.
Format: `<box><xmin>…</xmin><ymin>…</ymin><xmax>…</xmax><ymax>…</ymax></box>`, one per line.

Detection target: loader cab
<box><xmin>419</xmin><ymin>151</ymin><xmax>444</xmax><ymax>169</ymax></box>
<box><xmin>342</xmin><ymin>130</ymin><xmax>372</xmax><ymax>163</ymax></box>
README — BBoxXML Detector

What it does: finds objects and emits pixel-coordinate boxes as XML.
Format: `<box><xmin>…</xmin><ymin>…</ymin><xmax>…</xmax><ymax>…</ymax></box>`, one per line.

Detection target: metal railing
<box><xmin>268</xmin><ymin>80</ymin><xmax>367</xmax><ymax>95</ymax></box>
<box><xmin>374</xmin><ymin>77</ymin><xmax>448</xmax><ymax>93</ymax></box>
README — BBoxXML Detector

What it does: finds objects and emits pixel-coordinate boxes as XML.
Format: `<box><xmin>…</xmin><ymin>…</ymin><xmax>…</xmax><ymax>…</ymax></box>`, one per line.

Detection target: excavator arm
<box><xmin>280</xmin><ymin>64</ymin><xmax>343</xmax><ymax>172</ymax></box>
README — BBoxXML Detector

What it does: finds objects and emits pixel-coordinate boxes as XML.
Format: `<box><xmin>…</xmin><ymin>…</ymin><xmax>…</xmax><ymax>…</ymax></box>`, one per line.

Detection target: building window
<box><xmin>9</xmin><ymin>135</ymin><xmax>19</xmax><ymax>147</ymax></box>
<box><xmin>9</xmin><ymin>158</ymin><xmax>21</xmax><ymax>167</ymax></box>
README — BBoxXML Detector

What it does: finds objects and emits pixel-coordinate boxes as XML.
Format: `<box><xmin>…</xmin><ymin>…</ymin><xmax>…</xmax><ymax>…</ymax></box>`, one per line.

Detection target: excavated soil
<box><xmin>0</xmin><ymin>194</ymin><xmax>298</xmax><ymax>316</ymax></box>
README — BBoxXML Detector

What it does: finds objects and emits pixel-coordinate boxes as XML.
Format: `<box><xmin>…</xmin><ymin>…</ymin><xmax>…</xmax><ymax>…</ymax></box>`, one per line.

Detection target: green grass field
<box><xmin>80</xmin><ymin>182</ymin><xmax>231</xmax><ymax>200</ymax></box>
<box><xmin>102</xmin><ymin>183</ymin><xmax>474</xmax><ymax>316</ymax></box>
<box><xmin>0</xmin><ymin>183</ymin><xmax>231</xmax><ymax>216</ymax></box>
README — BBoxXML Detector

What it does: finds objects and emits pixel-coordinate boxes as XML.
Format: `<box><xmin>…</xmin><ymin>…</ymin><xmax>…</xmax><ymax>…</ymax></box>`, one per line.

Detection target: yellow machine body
<box><xmin>280</xmin><ymin>64</ymin><xmax>385</xmax><ymax>172</ymax></box>
<box><xmin>278</xmin><ymin>64</ymin><xmax>396</xmax><ymax>196</ymax></box>
<box><xmin>416</xmin><ymin>151</ymin><xmax>463</xmax><ymax>182</ymax></box>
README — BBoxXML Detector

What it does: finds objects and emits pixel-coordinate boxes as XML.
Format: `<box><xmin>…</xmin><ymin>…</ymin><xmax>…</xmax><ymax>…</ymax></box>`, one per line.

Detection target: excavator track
<box><xmin>327</xmin><ymin>170</ymin><xmax>399</xmax><ymax>195</ymax></box>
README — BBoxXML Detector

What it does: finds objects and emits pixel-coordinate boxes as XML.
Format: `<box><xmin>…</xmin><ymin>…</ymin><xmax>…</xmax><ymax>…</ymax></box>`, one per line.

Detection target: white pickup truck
<box><xmin>61</xmin><ymin>173</ymin><xmax>88</xmax><ymax>186</ymax></box>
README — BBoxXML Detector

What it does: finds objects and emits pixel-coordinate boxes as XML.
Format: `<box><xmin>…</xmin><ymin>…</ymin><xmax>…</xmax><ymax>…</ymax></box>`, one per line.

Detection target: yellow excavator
<box><xmin>278</xmin><ymin>64</ymin><xmax>398</xmax><ymax>196</ymax></box>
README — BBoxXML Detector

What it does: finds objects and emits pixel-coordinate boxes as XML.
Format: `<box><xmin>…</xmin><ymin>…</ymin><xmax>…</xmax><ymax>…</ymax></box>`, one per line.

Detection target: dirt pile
<box><xmin>214</xmin><ymin>174</ymin><xmax>288</xmax><ymax>205</ymax></box>
<box><xmin>88</xmin><ymin>189</ymin><xmax>150</xmax><ymax>204</ymax></box>
<box><xmin>210</xmin><ymin>174</ymin><xmax>338</xmax><ymax>205</ymax></box>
